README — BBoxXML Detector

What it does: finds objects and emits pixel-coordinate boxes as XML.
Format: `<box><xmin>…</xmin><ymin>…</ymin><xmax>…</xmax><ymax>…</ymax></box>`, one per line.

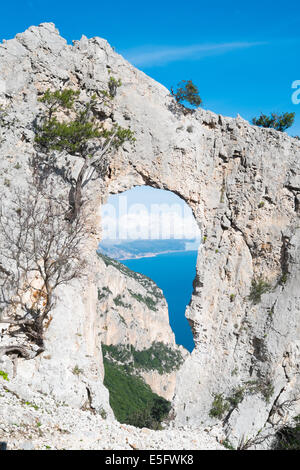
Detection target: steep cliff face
<box><xmin>96</xmin><ymin>253</ymin><xmax>185</xmax><ymax>400</ymax></box>
<box><xmin>0</xmin><ymin>23</ymin><xmax>299</xmax><ymax>446</ymax></box>
<box><xmin>96</xmin><ymin>254</ymin><xmax>175</xmax><ymax>349</ymax></box>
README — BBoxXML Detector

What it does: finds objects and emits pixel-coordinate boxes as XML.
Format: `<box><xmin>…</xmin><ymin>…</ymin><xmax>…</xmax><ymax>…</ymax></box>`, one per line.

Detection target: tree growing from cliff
<box><xmin>248</xmin><ymin>277</ymin><xmax>272</xmax><ymax>305</ymax></box>
<box><xmin>34</xmin><ymin>80</ymin><xmax>135</xmax><ymax>221</ymax></box>
<box><xmin>0</xmin><ymin>185</ymin><xmax>86</xmax><ymax>359</ymax></box>
<box><xmin>171</xmin><ymin>80</ymin><xmax>202</xmax><ymax>108</ymax></box>
<box><xmin>252</xmin><ymin>112</ymin><xmax>295</xmax><ymax>132</ymax></box>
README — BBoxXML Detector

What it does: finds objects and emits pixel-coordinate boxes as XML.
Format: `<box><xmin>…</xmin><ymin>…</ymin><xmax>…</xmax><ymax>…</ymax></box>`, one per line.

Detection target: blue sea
<box><xmin>122</xmin><ymin>251</ymin><xmax>197</xmax><ymax>352</ymax></box>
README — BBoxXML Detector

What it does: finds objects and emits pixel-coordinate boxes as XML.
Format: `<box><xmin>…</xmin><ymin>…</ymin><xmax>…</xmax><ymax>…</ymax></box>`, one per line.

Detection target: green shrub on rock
<box><xmin>209</xmin><ymin>394</ymin><xmax>229</xmax><ymax>419</ymax></box>
<box><xmin>0</xmin><ymin>370</ymin><xmax>9</xmax><ymax>381</ymax></box>
<box><xmin>248</xmin><ymin>277</ymin><xmax>272</xmax><ymax>304</ymax></box>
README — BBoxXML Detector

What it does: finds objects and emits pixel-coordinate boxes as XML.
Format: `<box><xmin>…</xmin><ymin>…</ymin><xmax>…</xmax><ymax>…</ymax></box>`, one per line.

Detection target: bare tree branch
<box><xmin>0</xmin><ymin>184</ymin><xmax>86</xmax><ymax>358</ymax></box>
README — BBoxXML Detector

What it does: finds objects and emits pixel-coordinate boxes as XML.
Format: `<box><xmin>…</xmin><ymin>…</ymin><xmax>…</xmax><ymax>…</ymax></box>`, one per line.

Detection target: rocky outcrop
<box><xmin>0</xmin><ymin>380</ymin><xmax>224</xmax><ymax>450</ymax></box>
<box><xmin>139</xmin><ymin>370</ymin><xmax>177</xmax><ymax>402</ymax></box>
<box><xmin>0</xmin><ymin>23</ymin><xmax>300</xmax><ymax>447</ymax></box>
<box><xmin>0</xmin><ymin>277</ymin><xmax>113</xmax><ymax>418</ymax></box>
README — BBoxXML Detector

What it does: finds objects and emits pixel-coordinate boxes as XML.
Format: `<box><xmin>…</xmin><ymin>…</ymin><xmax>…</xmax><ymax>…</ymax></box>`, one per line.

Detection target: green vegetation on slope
<box><xmin>102</xmin><ymin>342</ymin><xmax>184</xmax><ymax>375</ymax></box>
<box><xmin>128</xmin><ymin>289</ymin><xmax>158</xmax><ymax>311</ymax></box>
<box><xmin>103</xmin><ymin>358</ymin><xmax>171</xmax><ymax>429</ymax></box>
<box><xmin>97</xmin><ymin>286</ymin><xmax>112</xmax><ymax>300</ymax></box>
<box><xmin>113</xmin><ymin>294</ymin><xmax>131</xmax><ymax>309</ymax></box>
<box><xmin>97</xmin><ymin>252</ymin><xmax>164</xmax><ymax>302</ymax></box>
<box><xmin>131</xmin><ymin>342</ymin><xmax>184</xmax><ymax>374</ymax></box>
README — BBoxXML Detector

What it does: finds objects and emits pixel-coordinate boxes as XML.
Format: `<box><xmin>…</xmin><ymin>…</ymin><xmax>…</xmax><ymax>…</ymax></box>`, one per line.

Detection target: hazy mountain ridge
<box><xmin>98</xmin><ymin>238</ymin><xmax>200</xmax><ymax>259</ymax></box>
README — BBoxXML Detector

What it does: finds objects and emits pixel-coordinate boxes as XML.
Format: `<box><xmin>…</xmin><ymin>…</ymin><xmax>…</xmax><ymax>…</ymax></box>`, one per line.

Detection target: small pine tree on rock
<box><xmin>252</xmin><ymin>112</ymin><xmax>295</xmax><ymax>132</ymax></box>
<box><xmin>34</xmin><ymin>83</ymin><xmax>135</xmax><ymax>221</ymax></box>
<box><xmin>171</xmin><ymin>80</ymin><xmax>202</xmax><ymax>108</ymax></box>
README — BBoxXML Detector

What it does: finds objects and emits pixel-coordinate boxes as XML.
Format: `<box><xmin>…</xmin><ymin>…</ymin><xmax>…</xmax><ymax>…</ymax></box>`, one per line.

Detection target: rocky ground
<box><xmin>0</xmin><ymin>383</ymin><xmax>224</xmax><ymax>450</ymax></box>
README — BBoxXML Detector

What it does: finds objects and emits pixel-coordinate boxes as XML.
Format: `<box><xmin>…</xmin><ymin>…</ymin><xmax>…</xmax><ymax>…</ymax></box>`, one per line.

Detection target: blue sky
<box><xmin>1</xmin><ymin>1</ymin><xmax>300</xmax><ymax>135</ymax></box>
<box><xmin>106</xmin><ymin>186</ymin><xmax>187</xmax><ymax>210</ymax></box>
<box><xmin>101</xmin><ymin>186</ymin><xmax>201</xmax><ymax>241</ymax></box>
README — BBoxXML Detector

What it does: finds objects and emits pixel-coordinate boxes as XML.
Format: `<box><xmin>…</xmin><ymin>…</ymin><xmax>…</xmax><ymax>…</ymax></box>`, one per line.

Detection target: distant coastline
<box><xmin>98</xmin><ymin>238</ymin><xmax>201</xmax><ymax>261</ymax></box>
<box><xmin>117</xmin><ymin>249</ymin><xmax>198</xmax><ymax>261</ymax></box>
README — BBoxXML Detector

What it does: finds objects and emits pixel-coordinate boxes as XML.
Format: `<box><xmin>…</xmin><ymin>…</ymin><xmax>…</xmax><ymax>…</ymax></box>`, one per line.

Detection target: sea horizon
<box><xmin>117</xmin><ymin>247</ymin><xmax>199</xmax><ymax>261</ymax></box>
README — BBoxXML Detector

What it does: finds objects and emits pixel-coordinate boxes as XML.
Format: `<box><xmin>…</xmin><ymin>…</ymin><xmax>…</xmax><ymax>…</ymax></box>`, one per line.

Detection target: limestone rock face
<box><xmin>139</xmin><ymin>370</ymin><xmax>177</xmax><ymax>402</ymax></box>
<box><xmin>0</xmin><ymin>23</ymin><xmax>300</xmax><ymax>446</ymax></box>
<box><xmin>96</xmin><ymin>254</ymin><xmax>175</xmax><ymax>349</ymax></box>
<box><xmin>0</xmin><ymin>278</ymin><xmax>112</xmax><ymax>417</ymax></box>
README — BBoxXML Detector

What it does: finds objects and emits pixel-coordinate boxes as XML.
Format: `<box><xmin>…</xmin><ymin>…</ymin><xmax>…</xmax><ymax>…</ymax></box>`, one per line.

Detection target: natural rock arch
<box><xmin>93</xmin><ymin>129</ymin><xmax>300</xmax><ymax>443</ymax></box>
<box><xmin>0</xmin><ymin>23</ymin><xmax>299</xmax><ymax>446</ymax></box>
